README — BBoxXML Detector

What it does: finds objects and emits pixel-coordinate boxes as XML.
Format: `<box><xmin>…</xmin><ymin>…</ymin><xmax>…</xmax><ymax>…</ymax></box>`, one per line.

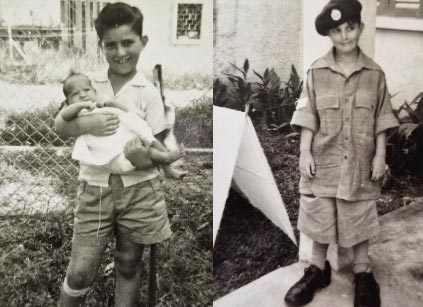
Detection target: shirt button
<box><xmin>345</xmin><ymin>137</ymin><xmax>349</xmax><ymax>141</ymax></box>
<box><xmin>344</xmin><ymin>155</ymin><xmax>348</xmax><ymax>160</ymax></box>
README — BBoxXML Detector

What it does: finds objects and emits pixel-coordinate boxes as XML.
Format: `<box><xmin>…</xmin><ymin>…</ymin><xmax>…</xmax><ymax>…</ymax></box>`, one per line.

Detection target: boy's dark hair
<box><xmin>94</xmin><ymin>2</ymin><xmax>144</xmax><ymax>43</ymax></box>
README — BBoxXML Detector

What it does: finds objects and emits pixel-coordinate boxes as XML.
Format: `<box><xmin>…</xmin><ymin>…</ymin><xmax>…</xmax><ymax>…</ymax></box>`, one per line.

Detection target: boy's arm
<box><xmin>375</xmin><ymin>72</ymin><xmax>399</xmax><ymax>134</ymax></box>
<box><xmin>54</xmin><ymin>109</ymin><xmax>120</xmax><ymax>137</ymax></box>
<box><xmin>299</xmin><ymin>127</ymin><xmax>315</xmax><ymax>179</ymax></box>
<box><xmin>371</xmin><ymin>132</ymin><xmax>387</xmax><ymax>181</ymax></box>
<box><xmin>371</xmin><ymin>72</ymin><xmax>397</xmax><ymax>181</ymax></box>
<box><xmin>98</xmin><ymin>100</ymin><xmax>146</xmax><ymax>118</ymax></box>
<box><xmin>60</xmin><ymin>101</ymin><xmax>94</xmax><ymax>122</ymax></box>
<box><xmin>99</xmin><ymin>100</ymin><xmax>129</xmax><ymax>112</ymax></box>
<box><xmin>291</xmin><ymin>70</ymin><xmax>318</xmax><ymax>133</ymax></box>
<box><xmin>123</xmin><ymin>85</ymin><xmax>167</xmax><ymax>170</ymax></box>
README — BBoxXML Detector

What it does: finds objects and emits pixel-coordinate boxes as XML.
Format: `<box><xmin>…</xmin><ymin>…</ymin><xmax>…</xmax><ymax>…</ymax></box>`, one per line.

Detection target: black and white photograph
<box><xmin>213</xmin><ymin>0</ymin><xmax>423</xmax><ymax>306</ymax></box>
<box><xmin>0</xmin><ymin>0</ymin><xmax>212</xmax><ymax>306</ymax></box>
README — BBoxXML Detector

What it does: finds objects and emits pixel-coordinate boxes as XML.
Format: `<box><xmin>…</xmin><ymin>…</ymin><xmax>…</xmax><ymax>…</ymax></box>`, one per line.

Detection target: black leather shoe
<box><xmin>284</xmin><ymin>261</ymin><xmax>331</xmax><ymax>306</ymax></box>
<box><xmin>354</xmin><ymin>272</ymin><xmax>381</xmax><ymax>307</ymax></box>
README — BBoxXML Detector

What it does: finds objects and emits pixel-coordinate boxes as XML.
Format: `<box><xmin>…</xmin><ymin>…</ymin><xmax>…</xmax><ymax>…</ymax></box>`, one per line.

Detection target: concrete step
<box><xmin>214</xmin><ymin>200</ymin><xmax>423</xmax><ymax>307</ymax></box>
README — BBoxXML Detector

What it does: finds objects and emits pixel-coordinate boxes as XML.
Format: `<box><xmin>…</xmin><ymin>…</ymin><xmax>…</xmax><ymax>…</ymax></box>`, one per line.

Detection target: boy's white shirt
<box><xmin>72</xmin><ymin>107</ymin><xmax>155</xmax><ymax>171</ymax></box>
<box><xmin>75</xmin><ymin>69</ymin><xmax>169</xmax><ymax>187</ymax></box>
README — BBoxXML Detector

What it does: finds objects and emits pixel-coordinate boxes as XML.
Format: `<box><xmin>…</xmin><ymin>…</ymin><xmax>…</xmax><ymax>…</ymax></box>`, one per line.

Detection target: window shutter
<box><xmin>377</xmin><ymin>0</ymin><xmax>423</xmax><ymax>18</ymax></box>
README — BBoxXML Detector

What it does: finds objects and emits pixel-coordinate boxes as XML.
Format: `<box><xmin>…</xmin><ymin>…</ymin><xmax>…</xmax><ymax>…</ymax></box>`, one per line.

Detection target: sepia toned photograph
<box><xmin>0</xmin><ymin>0</ymin><xmax>212</xmax><ymax>306</ymax></box>
<box><xmin>213</xmin><ymin>0</ymin><xmax>423</xmax><ymax>306</ymax></box>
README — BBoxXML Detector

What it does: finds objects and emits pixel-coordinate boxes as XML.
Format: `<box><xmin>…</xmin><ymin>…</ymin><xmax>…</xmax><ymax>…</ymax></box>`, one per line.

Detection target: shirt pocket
<box><xmin>353</xmin><ymin>94</ymin><xmax>376</xmax><ymax>138</ymax></box>
<box><xmin>316</xmin><ymin>95</ymin><xmax>342</xmax><ymax>136</ymax></box>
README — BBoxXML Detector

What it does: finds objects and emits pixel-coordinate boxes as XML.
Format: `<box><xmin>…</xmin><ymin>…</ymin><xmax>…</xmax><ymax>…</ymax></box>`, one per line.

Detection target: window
<box><xmin>377</xmin><ymin>0</ymin><xmax>423</xmax><ymax>18</ymax></box>
<box><xmin>173</xmin><ymin>0</ymin><xmax>204</xmax><ymax>44</ymax></box>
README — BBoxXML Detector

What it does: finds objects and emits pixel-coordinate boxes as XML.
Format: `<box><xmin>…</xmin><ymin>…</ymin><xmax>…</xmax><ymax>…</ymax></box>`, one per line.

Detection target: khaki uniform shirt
<box><xmin>78</xmin><ymin>69</ymin><xmax>168</xmax><ymax>187</ymax></box>
<box><xmin>291</xmin><ymin>49</ymin><xmax>399</xmax><ymax>201</ymax></box>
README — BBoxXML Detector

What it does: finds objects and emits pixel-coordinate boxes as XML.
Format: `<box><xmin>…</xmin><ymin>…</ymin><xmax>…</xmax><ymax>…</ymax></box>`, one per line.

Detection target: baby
<box><xmin>60</xmin><ymin>73</ymin><xmax>186</xmax><ymax>179</ymax></box>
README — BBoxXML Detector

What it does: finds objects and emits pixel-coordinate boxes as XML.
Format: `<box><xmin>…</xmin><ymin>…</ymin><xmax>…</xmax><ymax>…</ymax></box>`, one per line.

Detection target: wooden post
<box><xmin>7</xmin><ymin>24</ymin><xmax>13</xmax><ymax>62</ymax></box>
<box><xmin>149</xmin><ymin>244</ymin><xmax>158</xmax><ymax>307</ymax></box>
<box><xmin>61</xmin><ymin>0</ymin><xmax>70</xmax><ymax>47</ymax></box>
<box><xmin>86</xmin><ymin>0</ymin><xmax>98</xmax><ymax>54</ymax></box>
<box><xmin>74</xmin><ymin>0</ymin><xmax>83</xmax><ymax>49</ymax></box>
<box><xmin>85</xmin><ymin>0</ymin><xmax>91</xmax><ymax>51</ymax></box>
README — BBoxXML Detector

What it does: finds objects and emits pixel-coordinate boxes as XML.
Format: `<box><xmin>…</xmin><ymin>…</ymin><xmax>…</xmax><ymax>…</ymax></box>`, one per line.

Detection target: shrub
<box><xmin>213</xmin><ymin>59</ymin><xmax>303</xmax><ymax>131</ymax></box>
<box><xmin>387</xmin><ymin>92</ymin><xmax>423</xmax><ymax>176</ymax></box>
<box><xmin>174</xmin><ymin>97</ymin><xmax>212</xmax><ymax>148</ymax></box>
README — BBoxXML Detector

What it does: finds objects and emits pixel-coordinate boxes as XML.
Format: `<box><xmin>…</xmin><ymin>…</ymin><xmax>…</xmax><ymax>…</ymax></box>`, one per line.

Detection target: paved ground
<box><xmin>214</xmin><ymin>200</ymin><xmax>423</xmax><ymax>307</ymax></box>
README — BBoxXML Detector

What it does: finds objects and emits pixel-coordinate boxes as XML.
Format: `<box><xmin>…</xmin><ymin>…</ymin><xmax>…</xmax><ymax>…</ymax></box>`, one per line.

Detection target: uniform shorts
<box><xmin>72</xmin><ymin>174</ymin><xmax>172</xmax><ymax>246</ymax></box>
<box><xmin>297</xmin><ymin>194</ymin><xmax>379</xmax><ymax>247</ymax></box>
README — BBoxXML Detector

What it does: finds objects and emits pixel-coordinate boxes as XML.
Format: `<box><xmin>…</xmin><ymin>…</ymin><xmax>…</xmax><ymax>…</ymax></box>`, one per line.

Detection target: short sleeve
<box><xmin>141</xmin><ymin>85</ymin><xmax>168</xmax><ymax>136</ymax></box>
<box><xmin>375</xmin><ymin>72</ymin><xmax>399</xmax><ymax>135</ymax></box>
<box><xmin>290</xmin><ymin>70</ymin><xmax>319</xmax><ymax>133</ymax></box>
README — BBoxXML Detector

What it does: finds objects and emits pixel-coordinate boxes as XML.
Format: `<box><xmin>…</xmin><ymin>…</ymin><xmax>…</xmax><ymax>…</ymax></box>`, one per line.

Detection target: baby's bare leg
<box><xmin>149</xmin><ymin>139</ymin><xmax>187</xmax><ymax>179</ymax></box>
<box><xmin>162</xmin><ymin>164</ymin><xmax>188</xmax><ymax>179</ymax></box>
<box><xmin>149</xmin><ymin>141</ymin><xmax>182</xmax><ymax>164</ymax></box>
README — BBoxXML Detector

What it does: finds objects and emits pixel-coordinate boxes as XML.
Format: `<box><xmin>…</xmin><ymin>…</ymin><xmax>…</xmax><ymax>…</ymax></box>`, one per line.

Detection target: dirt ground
<box><xmin>213</xmin><ymin>130</ymin><xmax>423</xmax><ymax>300</ymax></box>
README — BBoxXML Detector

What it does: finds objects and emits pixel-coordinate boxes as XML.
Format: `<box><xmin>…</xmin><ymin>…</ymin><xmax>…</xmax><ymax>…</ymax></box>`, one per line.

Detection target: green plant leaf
<box><xmin>398</xmin><ymin>123</ymin><xmax>419</xmax><ymax>140</ymax></box>
<box><xmin>411</xmin><ymin>92</ymin><xmax>423</xmax><ymax>122</ymax></box>
<box><xmin>253</xmin><ymin>70</ymin><xmax>264</xmax><ymax>82</ymax></box>
<box><xmin>229</xmin><ymin>62</ymin><xmax>247</xmax><ymax>79</ymax></box>
<box><xmin>243</xmin><ymin>59</ymin><xmax>250</xmax><ymax>73</ymax></box>
<box><xmin>264</xmin><ymin>68</ymin><xmax>270</xmax><ymax>81</ymax></box>
<box><xmin>285</xmin><ymin>132</ymin><xmax>300</xmax><ymax>138</ymax></box>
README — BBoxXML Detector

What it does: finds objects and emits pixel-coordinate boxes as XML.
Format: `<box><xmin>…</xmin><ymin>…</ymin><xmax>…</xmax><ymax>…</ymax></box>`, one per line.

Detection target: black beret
<box><xmin>315</xmin><ymin>0</ymin><xmax>362</xmax><ymax>36</ymax></box>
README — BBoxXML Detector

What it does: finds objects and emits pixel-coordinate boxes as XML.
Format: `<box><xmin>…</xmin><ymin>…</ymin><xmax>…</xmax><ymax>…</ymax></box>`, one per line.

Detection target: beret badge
<box><xmin>331</xmin><ymin>9</ymin><xmax>342</xmax><ymax>21</ymax></box>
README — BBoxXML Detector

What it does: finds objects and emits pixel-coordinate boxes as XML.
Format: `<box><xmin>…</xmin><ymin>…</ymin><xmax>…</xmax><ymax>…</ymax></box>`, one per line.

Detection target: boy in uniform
<box><xmin>284</xmin><ymin>1</ymin><xmax>399</xmax><ymax>307</ymax></box>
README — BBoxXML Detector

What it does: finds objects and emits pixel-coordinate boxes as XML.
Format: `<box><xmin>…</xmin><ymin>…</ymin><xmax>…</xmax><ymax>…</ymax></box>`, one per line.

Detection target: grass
<box><xmin>213</xmin><ymin>130</ymin><xmax>423</xmax><ymax>300</ymax></box>
<box><xmin>0</xmin><ymin>153</ymin><xmax>212</xmax><ymax>307</ymax></box>
<box><xmin>161</xmin><ymin>72</ymin><xmax>212</xmax><ymax>91</ymax></box>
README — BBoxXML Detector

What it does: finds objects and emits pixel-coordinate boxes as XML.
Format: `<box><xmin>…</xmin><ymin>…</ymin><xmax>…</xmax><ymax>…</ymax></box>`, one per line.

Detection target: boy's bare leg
<box><xmin>353</xmin><ymin>240</ymin><xmax>371</xmax><ymax>273</ymax></box>
<box><xmin>114</xmin><ymin>238</ymin><xmax>145</xmax><ymax>307</ymax></box>
<box><xmin>58</xmin><ymin>243</ymin><xmax>107</xmax><ymax>307</ymax></box>
<box><xmin>149</xmin><ymin>140</ymin><xmax>187</xmax><ymax>178</ymax></box>
<box><xmin>310</xmin><ymin>241</ymin><xmax>329</xmax><ymax>271</ymax></box>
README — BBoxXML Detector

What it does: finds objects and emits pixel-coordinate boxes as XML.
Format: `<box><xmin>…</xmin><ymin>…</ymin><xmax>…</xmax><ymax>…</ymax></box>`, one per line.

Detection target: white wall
<box><xmin>214</xmin><ymin>0</ymin><xmax>377</xmax><ymax>83</ymax></box>
<box><xmin>375</xmin><ymin>28</ymin><xmax>423</xmax><ymax>108</ymax></box>
<box><xmin>214</xmin><ymin>0</ymin><xmax>302</xmax><ymax>81</ymax></box>
<box><xmin>128</xmin><ymin>0</ymin><xmax>213</xmax><ymax>75</ymax></box>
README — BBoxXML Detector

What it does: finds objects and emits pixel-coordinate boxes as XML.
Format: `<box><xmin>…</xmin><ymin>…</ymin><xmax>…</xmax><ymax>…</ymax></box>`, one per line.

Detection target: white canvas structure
<box><xmin>213</xmin><ymin>106</ymin><xmax>297</xmax><ymax>246</ymax></box>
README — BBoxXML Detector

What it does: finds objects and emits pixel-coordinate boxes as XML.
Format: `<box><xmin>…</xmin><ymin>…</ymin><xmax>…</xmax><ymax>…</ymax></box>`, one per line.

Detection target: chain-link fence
<box><xmin>0</xmin><ymin>1</ymin><xmax>212</xmax><ymax>305</ymax></box>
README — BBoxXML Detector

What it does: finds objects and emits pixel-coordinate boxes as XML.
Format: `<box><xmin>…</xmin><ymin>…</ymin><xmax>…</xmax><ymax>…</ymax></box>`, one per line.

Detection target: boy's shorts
<box><xmin>298</xmin><ymin>195</ymin><xmax>379</xmax><ymax>248</ymax></box>
<box><xmin>72</xmin><ymin>174</ymin><xmax>172</xmax><ymax>246</ymax></box>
